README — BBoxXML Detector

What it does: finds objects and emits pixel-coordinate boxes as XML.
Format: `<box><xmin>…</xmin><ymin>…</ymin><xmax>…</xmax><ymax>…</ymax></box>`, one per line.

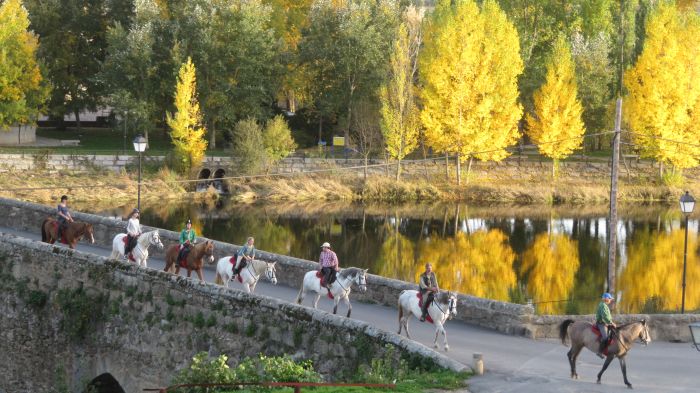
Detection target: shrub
<box><xmin>232</xmin><ymin>118</ymin><xmax>267</xmax><ymax>175</ymax></box>
<box><xmin>233</xmin><ymin>354</ymin><xmax>321</xmax><ymax>383</ymax></box>
<box><xmin>172</xmin><ymin>353</ymin><xmax>234</xmax><ymax>393</ymax></box>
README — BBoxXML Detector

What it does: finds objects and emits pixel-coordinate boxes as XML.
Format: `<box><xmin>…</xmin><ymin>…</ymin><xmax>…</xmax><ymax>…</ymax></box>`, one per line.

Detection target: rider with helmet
<box><xmin>178</xmin><ymin>219</ymin><xmax>197</xmax><ymax>262</ymax></box>
<box><xmin>596</xmin><ymin>292</ymin><xmax>616</xmax><ymax>358</ymax></box>
<box><xmin>124</xmin><ymin>208</ymin><xmax>141</xmax><ymax>258</ymax></box>
<box><xmin>233</xmin><ymin>237</ymin><xmax>256</xmax><ymax>277</ymax></box>
<box><xmin>318</xmin><ymin>242</ymin><xmax>339</xmax><ymax>294</ymax></box>
<box><xmin>419</xmin><ymin>263</ymin><xmax>439</xmax><ymax>322</ymax></box>
<box><xmin>56</xmin><ymin>195</ymin><xmax>73</xmax><ymax>239</ymax></box>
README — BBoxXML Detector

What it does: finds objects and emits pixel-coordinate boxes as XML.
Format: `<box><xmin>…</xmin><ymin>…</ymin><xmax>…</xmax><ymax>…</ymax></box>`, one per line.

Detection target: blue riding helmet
<box><xmin>602</xmin><ymin>292</ymin><xmax>613</xmax><ymax>300</ymax></box>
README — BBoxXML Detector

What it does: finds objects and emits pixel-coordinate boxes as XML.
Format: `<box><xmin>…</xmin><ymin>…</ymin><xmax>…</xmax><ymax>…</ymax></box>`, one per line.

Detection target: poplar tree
<box><xmin>0</xmin><ymin>0</ymin><xmax>47</xmax><ymax>129</ymax></box>
<box><xmin>624</xmin><ymin>3</ymin><xmax>700</xmax><ymax>170</ymax></box>
<box><xmin>419</xmin><ymin>0</ymin><xmax>523</xmax><ymax>184</ymax></box>
<box><xmin>526</xmin><ymin>36</ymin><xmax>586</xmax><ymax>178</ymax></box>
<box><xmin>167</xmin><ymin>58</ymin><xmax>207</xmax><ymax>174</ymax></box>
<box><xmin>380</xmin><ymin>22</ymin><xmax>420</xmax><ymax>181</ymax></box>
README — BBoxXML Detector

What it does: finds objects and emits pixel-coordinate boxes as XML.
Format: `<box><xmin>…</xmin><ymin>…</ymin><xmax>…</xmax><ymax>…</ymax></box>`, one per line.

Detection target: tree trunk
<box><xmin>396</xmin><ymin>158</ymin><xmax>402</xmax><ymax>181</ymax></box>
<box><xmin>364</xmin><ymin>155</ymin><xmax>368</xmax><ymax>180</ymax></box>
<box><xmin>318</xmin><ymin>117</ymin><xmax>323</xmax><ymax>144</ymax></box>
<box><xmin>444</xmin><ymin>152</ymin><xmax>449</xmax><ymax>181</ymax></box>
<box><xmin>209</xmin><ymin>120</ymin><xmax>216</xmax><ymax>149</ymax></box>
<box><xmin>466</xmin><ymin>157</ymin><xmax>473</xmax><ymax>184</ymax></box>
<box><xmin>422</xmin><ymin>141</ymin><xmax>428</xmax><ymax>179</ymax></box>
<box><xmin>74</xmin><ymin>108</ymin><xmax>81</xmax><ymax>132</ymax></box>
<box><xmin>456</xmin><ymin>154</ymin><xmax>462</xmax><ymax>185</ymax></box>
<box><xmin>552</xmin><ymin>159</ymin><xmax>557</xmax><ymax>179</ymax></box>
<box><xmin>659</xmin><ymin>161</ymin><xmax>663</xmax><ymax>178</ymax></box>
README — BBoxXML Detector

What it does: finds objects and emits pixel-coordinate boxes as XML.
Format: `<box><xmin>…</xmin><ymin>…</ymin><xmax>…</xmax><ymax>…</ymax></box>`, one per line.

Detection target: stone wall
<box><xmin>1</xmin><ymin>197</ymin><xmax>536</xmax><ymax>338</ymax></box>
<box><xmin>0</xmin><ymin>125</ymin><xmax>36</xmax><ymax>145</ymax></box>
<box><xmin>0</xmin><ymin>232</ymin><xmax>466</xmax><ymax>393</ymax></box>
<box><xmin>2</xmin><ymin>197</ymin><xmax>699</xmax><ymax>342</ymax></box>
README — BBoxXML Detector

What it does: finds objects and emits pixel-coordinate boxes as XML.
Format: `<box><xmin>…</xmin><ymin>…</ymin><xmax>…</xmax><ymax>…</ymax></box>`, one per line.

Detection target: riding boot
<box><xmin>420</xmin><ymin>303</ymin><xmax>428</xmax><ymax>322</ymax></box>
<box><xmin>596</xmin><ymin>339</ymin><xmax>607</xmax><ymax>359</ymax></box>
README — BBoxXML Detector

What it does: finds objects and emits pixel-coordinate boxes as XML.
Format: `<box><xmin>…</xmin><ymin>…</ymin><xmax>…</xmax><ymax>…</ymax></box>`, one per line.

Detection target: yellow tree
<box><xmin>380</xmin><ymin>22</ymin><xmax>420</xmax><ymax>181</ymax></box>
<box><xmin>520</xmin><ymin>233</ymin><xmax>580</xmax><ymax>315</ymax></box>
<box><xmin>167</xmin><ymin>57</ymin><xmax>207</xmax><ymax>174</ymax></box>
<box><xmin>0</xmin><ymin>0</ymin><xmax>48</xmax><ymax>129</ymax></box>
<box><xmin>419</xmin><ymin>0</ymin><xmax>523</xmax><ymax>184</ymax></box>
<box><xmin>619</xmin><ymin>229</ymin><xmax>700</xmax><ymax>314</ymax></box>
<box><xmin>526</xmin><ymin>36</ymin><xmax>586</xmax><ymax>178</ymax></box>
<box><xmin>624</xmin><ymin>3</ymin><xmax>700</xmax><ymax>170</ymax></box>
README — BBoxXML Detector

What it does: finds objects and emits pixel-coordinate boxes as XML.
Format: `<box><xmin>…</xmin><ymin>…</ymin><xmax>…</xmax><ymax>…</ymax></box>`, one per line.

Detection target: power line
<box><xmin>623</xmin><ymin>131</ymin><xmax>700</xmax><ymax>149</ymax></box>
<box><xmin>0</xmin><ymin>131</ymin><xmax>615</xmax><ymax>192</ymax></box>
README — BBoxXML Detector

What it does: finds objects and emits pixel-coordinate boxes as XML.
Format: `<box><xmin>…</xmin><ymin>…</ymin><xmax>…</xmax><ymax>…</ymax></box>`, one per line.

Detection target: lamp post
<box><xmin>133</xmin><ymin>134</ymin><xmax>147</xmax><ymax>211</ymax></box>
<box><xmin>690</xmin><ymin>322</ymin><xmax>700</xmax><ymax>351</ymax></box>
<box><xmin>679</xmin><ymin>191</ymin><xmax>695</xmax><ymax>314</ymax></box>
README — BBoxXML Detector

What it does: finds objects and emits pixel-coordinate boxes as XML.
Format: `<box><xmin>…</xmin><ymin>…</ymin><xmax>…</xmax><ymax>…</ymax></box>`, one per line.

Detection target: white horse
<box><xmin>397</xmin><ymin>290</ymin><xmax>458</xmax><ymax>351</ymax></box>
<box><xmin>296</xmin><ymin>267</ymin><xmax>368</xmax><ymax>318</ymax></box>
<box><xmin>214</xmin><ymin>257</ymin><xmax>277</xmax><ymax>293</ymax></box>
<box><xmin>110</xmin><ymin>230</ymin><xmax>164</xmax><ymax>268</ymax></box>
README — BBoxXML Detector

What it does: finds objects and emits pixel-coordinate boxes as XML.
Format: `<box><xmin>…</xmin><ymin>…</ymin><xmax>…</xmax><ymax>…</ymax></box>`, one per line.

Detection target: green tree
<box><xmin>526</xmin><ymin>36</ymin><xmax>586</xmax><ymax>177</ymax></box>
<box><xmin>167</xmin><ymin>57</ymin><xmax>207</xmax><ymax>174</ymax></box>
<box><xmin>24</xmin><ymin>0</ymin><xmax>131</xmax><ymax>129</ymax></box>
<box><xmin>624</xmin><ymin>2</ymin><xmax>700</xmax><ymax>170</ymax></box>
<box><xmin>232</xmin><ymin>118</ymin><xmax>266</xmax><ymax>175</ymax></box>
<box><xmin>419</xmin><ymin>0</ymin><xmax>523</xmax><ymax>184</ymax></box>
<box><xmin>0</xmin><ymin>0</ymin><xmax>48</xmax><ymax>129</ymax></box>
<box><xmin>300</xmin><ymin>0</ymin><xmax>399</xmax><ymax>145</ymax></box>
<box><xmin>380</xmin><ymin>22</ymin><xmax>420</xmax><ymax>181</ymax></box>
<box><xmin>571</xmin><ymin>31</ymin><xmax>613</xmax><ymax>151</ymax></box>
<box><xmin>263</xmin><ymin>115</ymin><xmax>297</xmax><ymax>166</ymax></box>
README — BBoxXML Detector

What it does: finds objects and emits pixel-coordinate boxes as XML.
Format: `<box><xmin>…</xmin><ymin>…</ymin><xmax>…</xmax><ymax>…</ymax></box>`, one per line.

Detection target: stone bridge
<box><xmin>0</xmin><ymin>233</ymin><xmax>464</xmax><ymax>393</ymax></box>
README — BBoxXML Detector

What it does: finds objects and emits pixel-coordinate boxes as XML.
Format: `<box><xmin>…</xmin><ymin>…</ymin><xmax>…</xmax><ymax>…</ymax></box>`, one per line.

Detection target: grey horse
<box><xmin>559</xmin><ymin>319</ymin><xmax>651</xmax><ymax>389</ymax></box>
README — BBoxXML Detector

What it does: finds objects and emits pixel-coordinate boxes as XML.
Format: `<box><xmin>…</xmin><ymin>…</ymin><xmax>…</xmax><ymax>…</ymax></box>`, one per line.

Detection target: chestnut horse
<box><xmin>164</xmin><ymin>241</ymin><xmax>215</xmax><ymax>282</ymax></box>
<box><xmin>40</xmin><ymin>217</ymin><xmax>95</xmax><ymax>249</ymax></box>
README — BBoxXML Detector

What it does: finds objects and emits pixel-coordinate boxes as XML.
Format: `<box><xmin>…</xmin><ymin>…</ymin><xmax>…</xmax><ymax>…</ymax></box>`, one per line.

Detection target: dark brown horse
<box><xmin>164</xmin><ymin>241</ymin><xmax>215</xmax><ymax>282</ymax></box>
<box><xmin>40</xmin><ymin>217</ymin><xmax>95</xmax><ymax>249</ymax></box>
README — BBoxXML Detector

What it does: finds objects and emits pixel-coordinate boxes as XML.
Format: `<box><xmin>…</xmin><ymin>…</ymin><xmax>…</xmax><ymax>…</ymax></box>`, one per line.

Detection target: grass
<box><xmin>216</xmin><ymin>370</ymin><xmax>471</xmax><ymax>393</ymax></box>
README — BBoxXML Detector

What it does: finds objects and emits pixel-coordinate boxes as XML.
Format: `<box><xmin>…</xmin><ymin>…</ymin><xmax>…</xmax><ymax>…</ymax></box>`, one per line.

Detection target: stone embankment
<box><xmin>2</xmin><ymin>197</ymin><xmax>699</xmax><ymax>342</ymax></box>
<box><xmin>0</xmin><ymin>232</ymin><xmax>465</xmax><ymax>393</ymax></box>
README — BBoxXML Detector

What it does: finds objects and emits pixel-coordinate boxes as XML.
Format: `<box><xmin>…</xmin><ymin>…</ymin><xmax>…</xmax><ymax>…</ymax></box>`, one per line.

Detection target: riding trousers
<box><xmin>321</xmin><ymin>267</ymin><xmax>336</xmax><ymax>286</ymax></box>
<box><xmin>421</xmin><ymin>291</ymin><xmax>435</xmax><ymax>314</ymax></box>
<box><xmin>597</xmin><ymin>323</ymin><xmax>609</xmax><ymax>343</ymax></box>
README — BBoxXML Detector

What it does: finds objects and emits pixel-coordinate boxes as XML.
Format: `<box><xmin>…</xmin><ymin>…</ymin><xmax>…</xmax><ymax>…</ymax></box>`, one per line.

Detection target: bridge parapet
<box><xmin>0</xmin><ymin>232</ymin><xmax>466</xmax><ymax>393</ymax></box>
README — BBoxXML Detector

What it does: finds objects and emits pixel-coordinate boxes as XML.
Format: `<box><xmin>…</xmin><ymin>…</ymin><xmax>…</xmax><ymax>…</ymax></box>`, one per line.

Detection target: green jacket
<box><xmin>179</xmin><ymin>229</ymin><xmax>196</xmax><ymax>245</ymax></box>
<box><xmin>596</xmin><ymin>301</ymin><xmax>613</xmax><ymax>324</ymax></box>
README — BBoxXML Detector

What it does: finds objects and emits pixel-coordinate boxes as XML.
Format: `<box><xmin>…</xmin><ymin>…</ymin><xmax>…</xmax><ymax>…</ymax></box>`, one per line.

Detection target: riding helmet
<box><xmin>602</xmin><ymin>292</ymin><xmax>613</xmax><ymax>300</ymax></box>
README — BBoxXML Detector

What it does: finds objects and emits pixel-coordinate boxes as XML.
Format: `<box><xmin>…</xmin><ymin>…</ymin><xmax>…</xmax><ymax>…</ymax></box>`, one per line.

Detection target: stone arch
<box><xmin>198</xmin><ymin>168</ymin><xmax>212</xmax><ymax>179</ymax></box>
<box><xmin>212</xmin><ymin>168</ymin><xmax>229</xmax><ymax>193</ymax></box>
<box><xmin>83</xmin><ymin>373</ymin><xmax>125</xmax><ymax>393</ymax></box>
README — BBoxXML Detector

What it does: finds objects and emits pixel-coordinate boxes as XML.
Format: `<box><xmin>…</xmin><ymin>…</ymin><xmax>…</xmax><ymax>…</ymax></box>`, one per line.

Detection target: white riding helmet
<box><xmin>321</xmin><ymin>242</ymin><xmax>331</xmax><ymax>248</ymax></box>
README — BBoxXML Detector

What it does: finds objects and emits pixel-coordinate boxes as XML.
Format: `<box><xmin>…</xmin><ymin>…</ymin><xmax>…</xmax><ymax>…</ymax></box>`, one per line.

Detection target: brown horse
<box><xmin>164</xmin><ymin>241</ymin><xmax>215</xmax><ymax>282</ymax></box>
<box><xmin>40</xmin><ymin>217</ymin><xmax>95</xmax><ymax>249</ymax></box>
<box><xmin>559</xmin><ymin>319</ymin><xmax>651</xmax><ymax>389</ymax></box>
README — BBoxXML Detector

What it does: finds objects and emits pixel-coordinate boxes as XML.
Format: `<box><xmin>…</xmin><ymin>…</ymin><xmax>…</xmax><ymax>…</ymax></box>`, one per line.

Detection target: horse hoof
<box><xmin>434</xmin><ymin>344</ymin><xmax>439</xmax><ymax>349</ymax></box>
<box><xmin>444</xmin><ymin>346</ymin><xmax>449</xmax><ymax>352</ymax></box>
<box><xmin>596</xmin><ymin>380</ymin><xmax>601</xmax><ymax>385</ymax></box>
<box><xmin>627</xmin><ymin>384</ymin><xmax>633</xmax><ymax>389</ymax></box>
<box><xmin>574</xmin><ymin>375</ymin><xmax>579</xmax><ymax>380</ymax></box>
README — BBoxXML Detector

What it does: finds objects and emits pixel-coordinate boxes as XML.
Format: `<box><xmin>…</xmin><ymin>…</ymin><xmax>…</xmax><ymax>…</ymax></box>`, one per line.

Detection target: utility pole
<box><xmin>607</xmin><ymin>0</ymin><xmax>625</xmax><ymax>294</ymax></box>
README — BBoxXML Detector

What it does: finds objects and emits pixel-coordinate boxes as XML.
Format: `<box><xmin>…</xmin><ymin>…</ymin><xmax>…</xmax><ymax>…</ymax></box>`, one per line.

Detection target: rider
<box><xmin>178</xmin><ymin>219</ymin><xmax>197</xmax><ymax>262</ymax></box>
<box><xmin>233</xmin><ymin>237</ymin><xmax>256</xmax><ymax>277</ymax></box>
<box><xmin>596</xmin><ymin>292</ymin><xmax>616</xmax><ymax>358</ymax></box>
<box><xmin>56</xmin><ymin>195</ymin><xmax>73</xmax><ymax>239</ymax></box>
<box><xmin>123</xmin><ymin>208</ymin><xmax>141</xmax><ymax>259</ymax></box>
<box><xmin>419</xmin><ymin>263</ymin><xmax>439</xmax><ymax>322</ymax></box>
<box><xmin>318</xmin><ymin>242</ymin><xmax>339</xmax><ymax>293</ymax></box>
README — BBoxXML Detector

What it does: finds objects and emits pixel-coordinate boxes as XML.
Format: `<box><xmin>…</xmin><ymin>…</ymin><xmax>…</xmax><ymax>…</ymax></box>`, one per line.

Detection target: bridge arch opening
<box><xmin>83</xmin><ymin>373</ymin><xmax>125</xmax><ymax>393</ymax></box>
<box><xmin>212</xmin><ymin>168</ymin><xmax>229</xmax><ymax>194</ymax></box>
<box><xmin>198</xmin><ymin>168</ymin><xmax>211</xmax><ymax>179</ymax></box>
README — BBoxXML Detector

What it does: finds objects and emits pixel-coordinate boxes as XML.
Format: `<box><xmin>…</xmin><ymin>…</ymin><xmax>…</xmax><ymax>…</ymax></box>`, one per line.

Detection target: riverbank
<box><xmin>1</xmin><ymin>166</ymin><xmax>698</xmax><ymax>206</ymax></box>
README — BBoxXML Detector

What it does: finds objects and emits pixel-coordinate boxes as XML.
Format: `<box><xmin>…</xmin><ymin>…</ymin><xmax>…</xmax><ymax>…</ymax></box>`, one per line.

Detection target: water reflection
<box><xmin>86</xmin><ymin>200</ymin><xmax>699</xmax><ymax>315</ymax></box>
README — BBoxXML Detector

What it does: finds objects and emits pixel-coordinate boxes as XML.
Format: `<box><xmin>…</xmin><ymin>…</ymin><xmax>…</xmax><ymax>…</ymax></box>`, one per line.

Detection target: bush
<box><xmin>232</xmin><ymin>118</ymin><xmax>267</xmax><ymax>175</ymax></box>
<box><xmin>263</xmin><ymin>115</ymin><xmax>297</xmax><ymax>164</ymax></box>
<box><xmin>172</xmin><ymin>353</ymin><xmax>234</xmax><ymax>393</ymax></box>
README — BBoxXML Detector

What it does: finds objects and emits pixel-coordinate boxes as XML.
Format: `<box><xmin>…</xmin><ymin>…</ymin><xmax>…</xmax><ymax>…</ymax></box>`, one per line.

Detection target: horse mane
<box><xmin>339</xmin><ymin>267</ymin><xmax>362</xmax><ymax>279</ymax></box>
<box><xmin>437</xmin><ymin>291</ymin><xmax>451</xmax><ymax>304</ymax></box>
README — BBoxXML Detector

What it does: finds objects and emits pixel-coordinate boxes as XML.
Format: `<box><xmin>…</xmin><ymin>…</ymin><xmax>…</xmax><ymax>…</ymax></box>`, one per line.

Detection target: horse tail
<box><xmin>296</xmin><ymin>281</ymin><xmax>304</xmax><ymax>304</ymax></box>
<box><xmin>560</xmin><ymin>319</ymin><xmax>575</xmax><ymax>345</ymax></box>
<box><xmin>215</xmin><ymin>271</ymin><xmax>223</xmax><ymax>285</ymax></box>
<box><xmin>41</xmin><ymin>218</ymin><xmax>48</xmax><ymax>242</ymax></box>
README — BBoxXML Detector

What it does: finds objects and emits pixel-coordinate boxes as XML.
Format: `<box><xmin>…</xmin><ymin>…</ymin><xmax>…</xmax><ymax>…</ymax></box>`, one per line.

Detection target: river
<box><xmin>84</xmin><ymin>199</ymin><xmax>699</xmax><ymax>315</ymax></box>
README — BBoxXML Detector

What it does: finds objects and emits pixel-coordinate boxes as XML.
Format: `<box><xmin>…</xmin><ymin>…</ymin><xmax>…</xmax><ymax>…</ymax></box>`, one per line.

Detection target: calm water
<box><xmin>88</xmin><ymin>200</ymin><xmax>700</xmax><ymax>315</ymax></box>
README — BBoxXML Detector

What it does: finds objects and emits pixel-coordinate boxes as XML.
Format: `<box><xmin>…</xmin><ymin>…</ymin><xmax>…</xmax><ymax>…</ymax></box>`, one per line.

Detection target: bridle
<box><xmin>432</xmin><ymin>296</ymin><xmax>457</xmax><ymax>320</ymax></box>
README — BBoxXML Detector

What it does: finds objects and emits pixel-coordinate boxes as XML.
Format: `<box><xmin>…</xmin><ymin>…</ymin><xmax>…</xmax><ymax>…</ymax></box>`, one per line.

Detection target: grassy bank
<box><xmin>1</xmin><ymin>165</ymin><xmax>698</xmax><ymax>207</ymax></box>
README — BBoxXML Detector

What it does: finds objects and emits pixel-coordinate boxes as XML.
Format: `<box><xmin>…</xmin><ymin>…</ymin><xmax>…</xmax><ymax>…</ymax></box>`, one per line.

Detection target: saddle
<box><xmin>315</xmin><ymin>271</ymin><xmax>334</xmax><ymax>300</ymax></box>
<box><xmin>591</xmin><ymin>325</ymin><xmax>615</xmax><ymax>355</ymax></box>
<box><xmin>416</xmin><ymin>293</ymin><xmax>434</xmax><ymax>324</ymax></box>
<box><xmin>229</xmin><ymin>257</ymin><xmax>244</xmax><ymax>283</ymax></box>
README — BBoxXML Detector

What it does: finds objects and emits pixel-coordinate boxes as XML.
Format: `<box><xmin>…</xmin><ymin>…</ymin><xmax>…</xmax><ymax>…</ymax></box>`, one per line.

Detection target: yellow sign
<box><xmin>332</xmin><ymin>136</ymin><xmax>345</xmax><ymax>147</ymax></box>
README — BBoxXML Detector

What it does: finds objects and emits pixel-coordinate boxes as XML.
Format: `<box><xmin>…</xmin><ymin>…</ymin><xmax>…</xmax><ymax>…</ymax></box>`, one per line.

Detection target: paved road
<box><xmin>3</xmin><ymin>227</ymin><xmax>698</xmax><ymax>393</ymax></box>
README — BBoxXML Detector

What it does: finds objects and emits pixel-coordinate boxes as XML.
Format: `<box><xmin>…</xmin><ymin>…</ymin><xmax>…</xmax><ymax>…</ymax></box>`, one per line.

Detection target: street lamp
<box><xmin>690</xmin><ymin>322</ymin><xmax>700</xmax><ymax>351</ymax></box>
<box><xmin>133</xmin><ymin>134</ymin><xmax>147</xmax><ymax>211</ymax></box>
<box><xmin>680</xmin><ymin>191</ymin><xmax>695</xmax><ymax>314</ymax></box>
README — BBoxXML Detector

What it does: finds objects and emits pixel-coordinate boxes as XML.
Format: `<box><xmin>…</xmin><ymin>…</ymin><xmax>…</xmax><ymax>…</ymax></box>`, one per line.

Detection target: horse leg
<box><xmin>441</xmin><ymin>324</ymin><xmax>449</xmax><ymax>351</ymax></box>
<box><xmin>568</xmin><ymin>344</ymin><xmax>583</xmax><ymax>379</ymax></box>
<box><xmin>312</xmin><ymin>293</ymin><xmax>321</xmax><ymax>309</ymax></box>
<box><xmin>250</xmin><ymin>281</ymin><xmax>258</xmax><ymax>293</ymax></box>
<box><xmin>344</xmin><ymin>296</ymin><xmax>352</xmax><ymax>318</ymax></box>
<box><xmin>433</xmin><ymin>322</ymin><xmax>442</xmax><ymax>349</ymax></box>
<box><xmin>333</xmin><ymin>299</ymin><xmax>338</xmax><ymax>314</ymax></box>
<box><xmin>296</xmin><ymin>287</ymin><xmax>305</xmax><ymax>305</ymax></box>
<box><xmin>187</xmin><ymin>269</ymin><xmax>192</xmax><ymax>278</ymax></box>
<box><xmin>196</xmin><ymin>268</ymin><xmax>204</xmax><ymax>282</ymax></box>
<box><xmin>619</xmin><ymin>356</ymin><xmax>632</xmax><ymax>389</ymax></box>
<box><xmin>596</xmin><ymin>354</ymin><xmax>615</xmax><ymax>384</ymax></box>
<box><xmin>243</xmin><ymin>283</ymin><xmax>251</xmax><ymax>293</ymax></box>
<box><xmin>403</xmin><ymin>317</ymin><xmax>411</xmax><ymax>339</ymax></box>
